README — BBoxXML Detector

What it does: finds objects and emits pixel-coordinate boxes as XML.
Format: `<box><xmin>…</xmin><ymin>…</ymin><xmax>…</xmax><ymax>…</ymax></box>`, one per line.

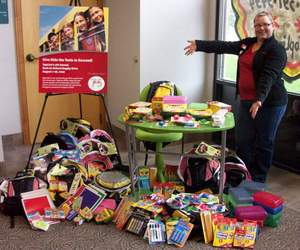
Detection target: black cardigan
<box><xmin>195</xmin><ymin>36</ymin><xmax>288</xmax><ymax>106</ymax></box>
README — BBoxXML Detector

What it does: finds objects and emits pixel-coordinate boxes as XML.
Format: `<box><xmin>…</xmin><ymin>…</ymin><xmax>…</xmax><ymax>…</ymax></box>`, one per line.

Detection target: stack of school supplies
<box><xmin>253</xmin><ymin>191</ymin><xmax>284</xmax><ymax>227</ymax></box>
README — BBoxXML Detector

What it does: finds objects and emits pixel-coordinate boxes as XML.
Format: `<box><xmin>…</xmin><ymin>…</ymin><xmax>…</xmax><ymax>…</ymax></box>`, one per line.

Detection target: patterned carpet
<box><xmin>0</xmin><ymin>207</ymin><xmax>299</xmax><ymax>250</ymax></box>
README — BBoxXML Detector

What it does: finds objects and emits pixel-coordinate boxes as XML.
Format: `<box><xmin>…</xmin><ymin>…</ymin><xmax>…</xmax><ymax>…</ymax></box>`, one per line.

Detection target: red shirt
<box><xmin>239</xmin><ymin>45</ymin><xmax>256</xmax><ymax>100</ymax></box>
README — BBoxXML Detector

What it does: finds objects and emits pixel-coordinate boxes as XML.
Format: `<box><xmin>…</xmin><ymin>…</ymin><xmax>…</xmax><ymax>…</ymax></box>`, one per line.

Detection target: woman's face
<box><xmin>254</xmin><ymin>15</ymin><xmax>274</xmax><ymax>42</ymax></box>
<box><xmin>89</xmin><ymin>7</ymin><xmax>104</xmax><ymax>24</ymax></box>
<box><xmin>63</xmin><ymin>26</ymin><xmax>73</xmax><ymax>39</ymax></box>
<box><xmin>75</xmin><ymin>15</ymin><xmax>88</xmax><ymax>32</ymax></box>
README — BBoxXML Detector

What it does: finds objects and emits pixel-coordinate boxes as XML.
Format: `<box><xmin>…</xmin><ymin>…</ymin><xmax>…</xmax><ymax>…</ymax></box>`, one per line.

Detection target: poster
<box><xmin>39</xmin><ymin>6</ymin><xmax>108</xmax><ymax>94</ymax></box>
<box><xmin>0</xmin><ymin>0</ymin><xmax>8</xmax><ymax>24</ymax></box>
<box><xmin>231</xmin><ymin>0</ymin><xmax>300</xmax><ymax>82</ymax></box>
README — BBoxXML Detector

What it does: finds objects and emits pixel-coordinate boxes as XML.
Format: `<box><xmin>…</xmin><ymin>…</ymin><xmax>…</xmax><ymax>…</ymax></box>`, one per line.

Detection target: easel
<box><xmin>69</xmin><ymin>0</ymin><xmax>81</xmax><ymax>5</ymax></box>
<box><xmin>26</xmin><ymin>0</ymin><xmax>125</xmax><ymax>170</ymax></box>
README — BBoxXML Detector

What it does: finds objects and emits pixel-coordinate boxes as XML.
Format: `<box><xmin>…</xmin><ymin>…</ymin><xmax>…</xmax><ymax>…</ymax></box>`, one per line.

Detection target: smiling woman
<box><xmin>185</xmin><ymin>9</ymin><xmax>288</xmax><ymax>183</ymax></box>
<box><xmin>214</xmin><ymin>0</ymin><xmax>300</xmax><ymax>175</ymax></box>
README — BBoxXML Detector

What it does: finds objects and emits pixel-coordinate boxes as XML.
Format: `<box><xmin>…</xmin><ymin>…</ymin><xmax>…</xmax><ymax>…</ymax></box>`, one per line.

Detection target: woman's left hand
<box><xmin>184</xmin><ymin>40</ymin><xmax>197</xmax><ymax>55</ymax></box>
<box><xmin>249</xmin><ymin>101</ymin><xmax>262</xmax><ymax>119</ymax></box>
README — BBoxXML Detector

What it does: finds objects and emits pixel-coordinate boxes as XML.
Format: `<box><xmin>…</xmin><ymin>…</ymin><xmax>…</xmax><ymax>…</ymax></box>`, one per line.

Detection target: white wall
<box><xmin>140</xmin><ymin>0</ymin><xmax>216</xmax><ymax>102</ymax></box>
<box><xmin>105</xmin><ymin>0</ymin><xmax>216</xmax><ymax>129</ymax></box>
<box><xmin>0</xmin><ymin>1</ymin><xmax>21</xmax><ymax>161</ymax></box>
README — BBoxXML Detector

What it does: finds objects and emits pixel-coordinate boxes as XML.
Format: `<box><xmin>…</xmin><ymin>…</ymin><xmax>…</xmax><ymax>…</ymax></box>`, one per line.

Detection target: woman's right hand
<box><xmin>184</xmin><ymin>40</ymin><xmax>197</xmax><ymax>55</ymax></box>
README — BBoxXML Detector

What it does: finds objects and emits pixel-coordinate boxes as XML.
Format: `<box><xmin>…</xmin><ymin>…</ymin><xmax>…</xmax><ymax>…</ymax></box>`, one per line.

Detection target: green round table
<box><xmin>118</xmin><ymin>113</ymin><xmax>235</xmax><ymax>202</ymax></box>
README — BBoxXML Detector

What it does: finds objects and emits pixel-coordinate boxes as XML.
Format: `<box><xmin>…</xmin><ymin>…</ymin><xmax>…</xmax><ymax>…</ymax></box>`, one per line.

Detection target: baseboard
<box><xmin>2</xmin><ymin>133</ymin><xmax>23</xmax><ymax>147</ymax></box>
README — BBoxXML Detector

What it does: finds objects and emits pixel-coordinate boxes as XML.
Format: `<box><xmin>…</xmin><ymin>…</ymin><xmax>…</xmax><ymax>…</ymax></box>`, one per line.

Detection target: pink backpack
<box><xmin>177</xmin><ymin>148</ymin><xmax>222</xmax><ymax>193</ymax></box>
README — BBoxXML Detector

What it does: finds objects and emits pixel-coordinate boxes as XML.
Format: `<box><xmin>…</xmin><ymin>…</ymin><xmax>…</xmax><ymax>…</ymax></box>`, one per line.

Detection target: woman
<box><xmin>184</xmin><ymin>11</ymin><xmax>287</xmax><ymax>183</ymax></box>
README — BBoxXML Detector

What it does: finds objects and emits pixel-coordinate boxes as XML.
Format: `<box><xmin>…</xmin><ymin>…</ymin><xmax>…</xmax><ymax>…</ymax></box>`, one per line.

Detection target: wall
<box><xmin>0</xmin><ymin>1</ymin><xmax>21</xmax><ymax>161</ymax></box>
<box><xmin>140</xmin><ymin>0</ymin><xmax>215</xmax><ymax>102</ymax></box>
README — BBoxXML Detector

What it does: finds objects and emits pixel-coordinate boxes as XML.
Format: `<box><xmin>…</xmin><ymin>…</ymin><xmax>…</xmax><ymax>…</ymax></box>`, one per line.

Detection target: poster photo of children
<box><xmin>39</xmin><ymin>5</ymin><xmax>108</xmax><ymax>94</ymax></box>
<box><xmin>39</xmin><ymin>6</ymin><xmax>108</xmax><ymax>53</ymax></box>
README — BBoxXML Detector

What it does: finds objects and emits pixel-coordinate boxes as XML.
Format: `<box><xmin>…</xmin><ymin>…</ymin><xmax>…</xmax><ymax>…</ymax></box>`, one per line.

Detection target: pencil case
<box><xmin>234</xmin><ymin>205</ymin><xmax>267</xmax><ymax>222</ymax></box>
<box><xmin>253</xmin><ymin>191</ymin><xmax>283</xmax><ymax>209</ymax></box>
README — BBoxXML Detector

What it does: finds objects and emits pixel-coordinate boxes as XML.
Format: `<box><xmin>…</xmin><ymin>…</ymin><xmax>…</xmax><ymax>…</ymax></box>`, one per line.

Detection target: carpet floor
<box><xmin>0</xmin><ymin>207</ymin><xmax>299</xmax><ymax>250</ymax></box>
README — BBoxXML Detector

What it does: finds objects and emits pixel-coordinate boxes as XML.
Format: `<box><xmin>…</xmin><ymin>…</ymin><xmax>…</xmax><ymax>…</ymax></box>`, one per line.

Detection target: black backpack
<box><xmin>0</xmin><ymin>171</ymin><xmax>41</xmax><ymax>228</ymax></box>
<box><xmin>40</xmin><ymin>132</ymin><xmax>69</xmax><ymax>150</ymax></box>
<box><xmin>178</xmin><ymin>148</ymin><xmax>221</xmax><ymax>193</ymax></box>
<box><xmin>145</xmin><ymin>81</ymin><xmax>178</xmax><ymax>102</ymax></box>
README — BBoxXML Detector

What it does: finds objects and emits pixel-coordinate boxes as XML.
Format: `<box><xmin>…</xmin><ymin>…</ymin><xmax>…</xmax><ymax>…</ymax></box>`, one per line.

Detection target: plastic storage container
<box><xmin>229</xmin><ymin>187</ymin><xmax>253</xmax><ymax>204</ymax></box>
<box><xmin>253</xmin><ymin>191</ymin><xmax>283</xmax><ymax>209</ymax></box>
<box><xmin>253</xmin><ymin>201</ymin><xmax>283</xmax><ymax>215</ymax></box>
<box><xmin>239</xmin><ymin>180</ymin><xmax>266</xmax><ymax>194</ymax></box>
<box><xmin>228</xmin><ymin>194</ymin><xmax>252</xmax><ymax>209</ymax></box>
<box><xmin>234</xmin><ymin>205</ymin><xmax>268</xmax><ymax>222</ymax></box>
<box><xmin>264</xmin><ymin>212</ymin><xmax>282</xmax><ymax>227</ymax></box>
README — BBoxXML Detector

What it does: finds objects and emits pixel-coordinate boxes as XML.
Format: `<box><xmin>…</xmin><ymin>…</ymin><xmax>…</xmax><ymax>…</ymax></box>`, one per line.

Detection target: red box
<box><xmin>253</xmin><ymin>191</ymin><xmax>284</xmax><ymax>209</ymax></box>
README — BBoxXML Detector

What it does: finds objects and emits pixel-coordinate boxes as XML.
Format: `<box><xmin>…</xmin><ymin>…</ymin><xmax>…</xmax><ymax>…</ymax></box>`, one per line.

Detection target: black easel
<box><xmin>69</xmin><ymin>0</ymin><xmax>81</xmax><ymax>6</ymax></box>
<box><xmin>25</xmin><ymin>0</ymin><xmax>125</xmax><ymax>170</ymax></box>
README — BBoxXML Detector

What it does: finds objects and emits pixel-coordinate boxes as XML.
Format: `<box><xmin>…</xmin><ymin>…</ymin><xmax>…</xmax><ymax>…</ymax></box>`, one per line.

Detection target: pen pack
<box><xmin>169</xmin><ymin>219</ymin><xmax>194</xmax><ymax>247</ymax></box>
<box><xmin>146</xmin><ymin>220</ymin><xmax>166</xmax><ymax>244</ymax></box>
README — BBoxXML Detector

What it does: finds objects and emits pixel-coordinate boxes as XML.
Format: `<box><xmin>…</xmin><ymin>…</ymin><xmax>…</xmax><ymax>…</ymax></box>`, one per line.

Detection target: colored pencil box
<box><xmin>253</xmin><ymin>201</ymin><xmax>283</xmax><ymax>215</ymax></box>
<box><xmin>234</xmin><ymin>205</ymin><xmax>267</xmax><ymax>222</ymax></box>
<box><xmin>253</xmin><ymin>191</ymin><xmax>283</xmax><ymax>209</ymax></box>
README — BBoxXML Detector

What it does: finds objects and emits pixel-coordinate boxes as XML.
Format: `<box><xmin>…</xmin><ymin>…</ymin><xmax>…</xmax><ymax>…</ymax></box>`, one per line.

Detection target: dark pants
<box><xmin>236</xmin><ymin>101</ymin><xmax>286</xmax><ymax>183</ymax></box>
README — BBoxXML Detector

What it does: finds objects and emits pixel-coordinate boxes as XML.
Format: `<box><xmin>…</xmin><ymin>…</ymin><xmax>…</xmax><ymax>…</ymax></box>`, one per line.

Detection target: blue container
<box><xmin>253</xmin><ymin>201</ymin><xmax>283</xmax><ymax>215</ymax></box>
<box><xmin>239</xmin><ymin>180</ymin><xmax>266</xmax><ymax>194</ymax></box>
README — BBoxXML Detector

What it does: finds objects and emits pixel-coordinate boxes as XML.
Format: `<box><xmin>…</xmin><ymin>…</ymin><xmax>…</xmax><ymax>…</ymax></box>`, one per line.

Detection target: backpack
<box><xmin>145</xmin><ymin>81</ymin><xmax>178</xmax><ymax>102</ymax></box>
<box><xmin>40</xmin><ymin>132</ymin><xmax>78</xmax><ymax>151</ymax></box>
<box><xmin>200</xmin><ymin>145</ymin><xmax>252</xmax><ymax>188</ymax></box>
<box><xmin>224</xmin><ymin>152</ymin><xmax>252</xmax><ymax>187</ymax></box>
<box><xmin>177</xmin><ymin>148</ymin><xmax>221</xmax><ymax>193</ymax></box>
<box><xmin>0</xmin><ymin>171</ymin><xmax>44</xmax><ymax>228</ymax></box>
<box><xmin>60</xmin><ymin>118</ymin><xmax>93</xmax><ymax>140</ymax></box>
<box><xmin>40</xmin><ymin>132</ymin><xmax>68</xmax><ymax>150</ymax></box>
